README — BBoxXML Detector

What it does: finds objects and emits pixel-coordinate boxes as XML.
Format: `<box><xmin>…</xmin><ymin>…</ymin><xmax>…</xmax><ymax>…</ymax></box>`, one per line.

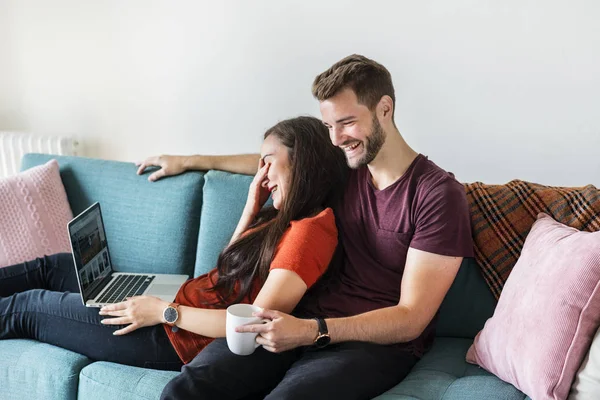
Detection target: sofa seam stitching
<box><xmin>80</xmin><ymin>370</ymin><xmax>149</xmax><ymax>400</ymax></box>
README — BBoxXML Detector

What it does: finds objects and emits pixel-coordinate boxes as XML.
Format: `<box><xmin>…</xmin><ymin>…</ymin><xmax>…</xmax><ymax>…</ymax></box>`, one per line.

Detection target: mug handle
<box><xmin>254</xmin><ymin>318</ymin><xmax>270</xmax><ymax>348</ymax></box>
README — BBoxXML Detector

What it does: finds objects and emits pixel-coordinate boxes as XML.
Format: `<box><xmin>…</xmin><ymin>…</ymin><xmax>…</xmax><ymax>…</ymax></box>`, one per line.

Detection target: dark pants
<box><xmin>0</xmin><ymin>253</ymin><xmax>182</xmax><ymax>370</ymax></box>
<box><xmin>161</xmin><ymin>337</ymin><xmax>418</xmax><ymax>400</ymax></box>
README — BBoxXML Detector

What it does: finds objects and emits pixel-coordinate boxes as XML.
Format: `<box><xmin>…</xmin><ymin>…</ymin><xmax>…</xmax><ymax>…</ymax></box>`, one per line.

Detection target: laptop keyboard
<box><xmin>96</xmin><ymin>274</ymin><xmax>155</xmax><ymax>304</ymax></box>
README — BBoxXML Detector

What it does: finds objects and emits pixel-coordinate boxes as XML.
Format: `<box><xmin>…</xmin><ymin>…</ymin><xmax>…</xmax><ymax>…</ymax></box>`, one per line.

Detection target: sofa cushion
<box><xmin>0</xmin><ymin>339</ymin><xmax>92</xmax><ymax>400</ymax></box>
<box><xmin>374</xmin><ymin>337</ymin><xmax>529</xmax><ymax>400</ymax></box>
<box><xmin>21</xmin><ymin>153</ymin><xmax>204</xmax><ymax>277</ymax></box>
<box><xmin>78</xmin><ymin>362</ymin><xmax>178</xmax><ymax>400</ymax></box>
<box><xmin>436</xmin><ymin>258</ymin><xmax>497</xmax><ymax>339</ymax></box>
<box><xmin>194</xmin><ymin>171</ymin><xmax>256</xmax><ymax>277</ymax></box>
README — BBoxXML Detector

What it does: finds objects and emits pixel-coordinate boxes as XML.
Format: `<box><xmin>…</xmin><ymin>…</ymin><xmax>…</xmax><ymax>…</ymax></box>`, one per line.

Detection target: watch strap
<box><xmin>314</xmin><ymin>317</ymin><xmax>328</xmax><ymax>335</ymax></box>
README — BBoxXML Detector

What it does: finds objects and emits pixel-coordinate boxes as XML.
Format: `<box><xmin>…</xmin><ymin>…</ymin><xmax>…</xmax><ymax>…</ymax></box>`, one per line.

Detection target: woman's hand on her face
<box><xmin>245</xmin><ymin>158</ymin><xmax>271</xmax><ymax>217</ymax></box>
<box><xmin>135</xmin><ymin>155</ymin><xmax>189</xmax><ymax>182</ymax></box>
<box><xmin>99</xmin><ymin>296</ymin><xmax>169</xmax><ymax>336</ymax></box>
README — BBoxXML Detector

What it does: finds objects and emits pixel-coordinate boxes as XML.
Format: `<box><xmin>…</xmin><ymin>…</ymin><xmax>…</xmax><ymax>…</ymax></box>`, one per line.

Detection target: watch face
<box><xmin>164</xmin><ymin>307</ymin><xmax>178</xmax><ymax>324</ymax></box>
<box><xmin>315</xmin><ymin>334</ymin><xmax>331</xmax><ymax>348</ymax></box>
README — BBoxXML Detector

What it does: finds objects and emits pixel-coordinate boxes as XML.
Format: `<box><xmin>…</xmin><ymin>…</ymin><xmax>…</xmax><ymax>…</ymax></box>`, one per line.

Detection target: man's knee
<box><xmin>160</xmin><ymin>359</ymin><xmax>229</xmax><ymax>400</ymax></box>
<box><xmin>160</xmin><ymin>372</ymin><xmax>214</xmax><ymax>400</ymax></box>
<box><xmin>159</xmin><ymin>376</ymin><xmax>179</xmax><ymax>400</ymax></box>
<box><xmin>160</xmin><ymin>338</ymin><xmax>296</xmax><ymax>400</ymax></box>
<box><xmin>160</xmin><ymin>339</ymin><xmax>248</xmax><ymax>400</ymax></box>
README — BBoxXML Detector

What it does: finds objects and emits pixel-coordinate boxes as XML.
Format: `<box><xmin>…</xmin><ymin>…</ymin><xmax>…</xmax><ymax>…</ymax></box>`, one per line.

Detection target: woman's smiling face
<box><xmin>260</xmin><ymin>134</ymin><xmax>291</xmax><ymax>210</ymax></box>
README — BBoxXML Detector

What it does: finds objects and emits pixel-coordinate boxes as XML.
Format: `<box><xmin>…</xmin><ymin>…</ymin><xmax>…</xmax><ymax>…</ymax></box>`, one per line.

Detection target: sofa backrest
<box><xmin>21</xmin><ymin>153</ymin><xmax>204</xmax><ymax>277</ymax></box>
<box><xmin>194</xmin><ymin>170</ymin><xmax>269</xmax><ymax>277</ymax></box>
<box><xmin>194</xmin><ymin>171</ymin><xmax>252</xmax><ymax>276</ymax></box>
<box><xmin>20</xmin><ymin>154</ymin><xmax>496</xmax><ymax>339</ymax></box>
<box><xmin>436</xmin><ymin>257</ymin><xmax>497</xmax><ymax>338</ymax></box>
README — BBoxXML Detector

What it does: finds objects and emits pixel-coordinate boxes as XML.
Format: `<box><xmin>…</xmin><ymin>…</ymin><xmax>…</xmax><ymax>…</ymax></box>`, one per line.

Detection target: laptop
<box><xmin>68</xmin><ymin>202</ymin><xmax>188</xmax><ymax>307</ymax></box>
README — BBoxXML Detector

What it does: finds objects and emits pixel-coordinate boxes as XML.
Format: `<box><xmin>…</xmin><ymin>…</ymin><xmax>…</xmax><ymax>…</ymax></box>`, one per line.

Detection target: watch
<box><xmin>313</xmin><ymin>317</ymin><xmax>331</xmax><ymax>348</ymax></box>
<box><xmin>163</xmin><ymin>303</ymin><xmax>180</xmax><ymax>327</ymax></box>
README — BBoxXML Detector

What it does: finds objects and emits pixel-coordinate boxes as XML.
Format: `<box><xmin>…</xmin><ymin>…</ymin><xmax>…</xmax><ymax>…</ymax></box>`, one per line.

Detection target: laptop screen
<box><xmin>68</xmin><ymin>203</ymin><xmax>112</xmax><ymax>300</ymax></box>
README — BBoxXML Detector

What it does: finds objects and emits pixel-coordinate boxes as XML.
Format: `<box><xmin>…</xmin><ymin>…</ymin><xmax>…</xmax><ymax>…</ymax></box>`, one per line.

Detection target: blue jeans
<box><xmin>0</xmin><ymin>253</ymin><xmax>182</xmax><ymax>370</ymax></box>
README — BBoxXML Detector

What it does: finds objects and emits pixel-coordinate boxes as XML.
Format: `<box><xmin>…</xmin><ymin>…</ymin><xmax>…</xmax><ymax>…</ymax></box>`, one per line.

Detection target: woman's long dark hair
<box><xmin>208</xmin><ymin>116</ymin><xmax>348</xmax><ymax>306</ymax></box>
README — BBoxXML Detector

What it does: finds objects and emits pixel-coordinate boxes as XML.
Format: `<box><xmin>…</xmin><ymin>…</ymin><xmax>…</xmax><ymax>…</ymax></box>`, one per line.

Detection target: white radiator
<box><xmin>0</xmin><ymin>132</ymin><xmax>79</xmax><ymax>178</ymax></box>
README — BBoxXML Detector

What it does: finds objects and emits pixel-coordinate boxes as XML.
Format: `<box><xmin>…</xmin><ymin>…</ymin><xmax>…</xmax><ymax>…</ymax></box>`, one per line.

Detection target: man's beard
<box><xmin>346</xmin><ymin>115</ymin><xmax>385</xmax><ymax>169</ymax></box>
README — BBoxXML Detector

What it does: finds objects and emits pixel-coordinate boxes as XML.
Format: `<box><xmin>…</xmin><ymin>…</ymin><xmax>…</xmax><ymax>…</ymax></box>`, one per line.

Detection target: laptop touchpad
<box><xmin>148</xmin><ymin>284</ymin><xmax>181</xmax><ymax>295</ymax></box>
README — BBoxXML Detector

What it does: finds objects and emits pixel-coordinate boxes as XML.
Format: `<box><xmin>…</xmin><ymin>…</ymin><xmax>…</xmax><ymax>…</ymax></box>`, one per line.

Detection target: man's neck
<box><xmin>367</xmin><ymin>128</ymin><xmax>419</xmax><ymax>190</ymax></box>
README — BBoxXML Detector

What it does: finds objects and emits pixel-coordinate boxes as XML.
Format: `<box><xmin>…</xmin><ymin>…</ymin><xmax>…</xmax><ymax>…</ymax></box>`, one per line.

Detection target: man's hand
<box><xmin>99</xmin><ymin>296</ymin><xmax>169</xmax><ymax>335</ymax></box>
<box><xmin>236</xmin><ymin>309</ymin><xmax>317</xmax><ymax>353</ymax></box>
<box><xmin>136</xmin><ymin>155</ymin><xmax>189</xmax><ymax>182</ymax></box>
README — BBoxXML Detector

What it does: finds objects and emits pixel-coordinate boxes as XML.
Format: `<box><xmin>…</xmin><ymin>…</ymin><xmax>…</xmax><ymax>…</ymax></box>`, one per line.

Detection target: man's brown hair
<box><xmin>312</xmin><ymin>54</ymin><xmax>396</xmax><ymax>118</ymax></box>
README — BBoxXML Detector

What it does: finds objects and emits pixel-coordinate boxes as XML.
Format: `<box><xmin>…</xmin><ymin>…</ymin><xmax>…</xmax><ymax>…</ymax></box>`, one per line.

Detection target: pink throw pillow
<box><xmin>0</xmin><ymin>160</ymin><xmax>73</xmax><ymax>268</ymax></box>
<box><xmin>466</xmin><ymin>213</ymin><xmax>600</xmax><ymax>400</ymax></box>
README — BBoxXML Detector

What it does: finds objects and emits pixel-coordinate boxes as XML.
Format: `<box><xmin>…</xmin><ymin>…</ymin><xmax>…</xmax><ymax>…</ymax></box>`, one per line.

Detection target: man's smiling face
<box><xmin>320</xmin><ymin>88</ymin><xmax>385</xmax><ymax>169</ymax></box>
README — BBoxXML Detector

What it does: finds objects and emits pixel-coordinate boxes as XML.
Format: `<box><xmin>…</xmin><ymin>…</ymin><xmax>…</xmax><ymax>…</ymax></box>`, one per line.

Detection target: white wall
<box><xmin>0</xmin><ymin>0</ymin><xmax>598</xmax><ymax>186</ymax></box>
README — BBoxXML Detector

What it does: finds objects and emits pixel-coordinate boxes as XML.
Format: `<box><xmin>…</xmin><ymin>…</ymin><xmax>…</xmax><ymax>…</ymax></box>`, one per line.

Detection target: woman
<box><xmin>0</xmin><ymin>116</ymin><xmax>348</xmax><ymax>370</ymax></box>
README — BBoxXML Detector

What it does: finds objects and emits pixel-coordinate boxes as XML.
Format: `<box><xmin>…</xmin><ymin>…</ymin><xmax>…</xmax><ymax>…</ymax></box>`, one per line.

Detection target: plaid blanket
<box><xmin>464</xmin><ymin>180</ymin><xmax>600</xmax><ymax>299</ymax></box>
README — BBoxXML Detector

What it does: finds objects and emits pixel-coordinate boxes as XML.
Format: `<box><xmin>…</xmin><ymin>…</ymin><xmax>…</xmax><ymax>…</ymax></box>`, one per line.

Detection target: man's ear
<box><xmin>378</xmin><ymin>95</ymin><xmax>394</xmax><ymax>120</ymax></box>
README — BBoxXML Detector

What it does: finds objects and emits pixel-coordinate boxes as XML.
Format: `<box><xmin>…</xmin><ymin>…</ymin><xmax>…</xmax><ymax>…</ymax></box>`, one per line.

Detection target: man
<box><xmin>139</xmin><ymin>55</ymin><xmax>474</xmax><ymax>399</ymax></box>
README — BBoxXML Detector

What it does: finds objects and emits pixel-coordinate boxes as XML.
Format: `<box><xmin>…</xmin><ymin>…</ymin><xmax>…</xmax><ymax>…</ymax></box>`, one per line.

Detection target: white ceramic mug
<box><xmin>226</xmin><ymin>304</ymin><xmax>267</xmax><ymax>356</ymax></box>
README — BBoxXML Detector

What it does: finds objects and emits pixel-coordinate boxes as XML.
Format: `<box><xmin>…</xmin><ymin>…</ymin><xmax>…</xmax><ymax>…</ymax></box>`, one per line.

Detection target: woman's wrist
<box><xmin>242</xmin><ymin>205</ymin><xmax>258</xmax><ymax>221</ymax></box>
<box><xmin>158</xmin><ymin>299</ymin><xmax>172</xmax><ymax>324</ymax></box>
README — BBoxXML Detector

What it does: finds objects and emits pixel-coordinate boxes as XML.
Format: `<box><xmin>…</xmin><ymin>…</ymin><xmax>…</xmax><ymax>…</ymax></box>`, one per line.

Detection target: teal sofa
<box><xmin>0</xmin><ymin>153</ymin><xmax>531</xmax><ymax>400</ymax></box>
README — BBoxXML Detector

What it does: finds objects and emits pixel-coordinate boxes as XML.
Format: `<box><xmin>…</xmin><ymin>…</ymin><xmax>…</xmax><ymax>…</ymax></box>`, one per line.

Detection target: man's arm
<box><xmin>136</xmin><ymin>154</ymin><xmax>260</xmax><ymax>181</ymax></box>
<box><xmin>241</xmin><ymin>248</ymin><xmax>462</xmax><ymax>352</ymax></box>
<box><xmin>326</xmin><ymin>248</ymin><xmax>462</xmax><ymax>344</ymax></box>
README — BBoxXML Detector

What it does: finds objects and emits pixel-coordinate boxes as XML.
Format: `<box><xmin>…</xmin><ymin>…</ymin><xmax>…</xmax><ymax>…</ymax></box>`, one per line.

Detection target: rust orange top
<box><xmin>164</xmin><ymin>208</ymin><xmax>337</xmax><ymax>363</ymax></box>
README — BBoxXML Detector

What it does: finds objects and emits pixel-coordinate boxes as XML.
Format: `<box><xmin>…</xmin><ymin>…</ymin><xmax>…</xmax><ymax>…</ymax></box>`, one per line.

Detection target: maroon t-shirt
<box><xmin>296</xmin><ymin>154</ymin><xmax>474</xmax><ymax>356</ymax></box>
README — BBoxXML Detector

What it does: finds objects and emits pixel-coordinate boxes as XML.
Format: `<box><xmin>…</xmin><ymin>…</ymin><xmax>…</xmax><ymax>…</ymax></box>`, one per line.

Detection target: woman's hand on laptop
<box><xmin>99</xmin><ymin>296</ymin><xmax>168</xmax><ymax>335</ymax></box>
